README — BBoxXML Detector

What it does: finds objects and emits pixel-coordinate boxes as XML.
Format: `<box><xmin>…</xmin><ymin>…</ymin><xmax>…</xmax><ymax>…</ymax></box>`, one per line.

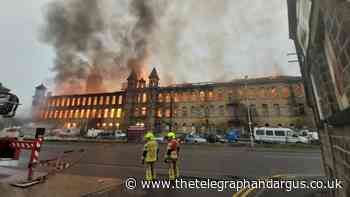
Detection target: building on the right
<box><xmin>288</xmin><ymin>0</ymin><xmax>350</xmax><ymax>196</ymax></box>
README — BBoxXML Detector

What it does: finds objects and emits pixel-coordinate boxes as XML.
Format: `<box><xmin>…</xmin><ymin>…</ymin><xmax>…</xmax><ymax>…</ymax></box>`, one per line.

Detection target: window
<box><xmin>105</xmin><ymin>96</ymin><xmax>110</xmax><ymax>105</ymax></box>
<box><xmin>116</xmin><ymin>108</ymin><xmax>122</xmax><ymax>118</ymax></box>
<box><xmin>93</xmin><ymin>97</ymin><xmax>98</xmax><ymax>105</ymax></box>
<box><xmin>82</xmin><ymin>97</ymin><xmax>86</xmax><ymax>106</ymax></box>
<box><xmin>80</xmin><ymin>109</ymin><xmax>85</xmax><ymax>118</ymax></box>
<box><xmin>44</xmin><ymin>111</ymin><xmax>49</xmax><ymax>119</ymax></box>
<box><xmin>158</xmin><ymin>93</ymin><xmax>163</xmax><ymax>102</ymax></box>
<box><xmin>49</xmin><ymin>110</ymin><xmax>54</xmax><ymax>118</ymax></box>
<box><xmin>118</xmin><ymin>95</ymin><xmax>123</xmax><ymax>105</ymax></box>
<box><xmin>104</xmin><ymin>108</ymin><xmax>109</xmax><ymax>118</ymax></box>
<box><xmin>192</xmin><ymin>92</ymin><xmax>197</xmax><ymax>102</ymax></box>
<box><xmin>59</xmin><ymin>110</ymin><xmax>63</xmax><ymax>119</ymax></box>
<box><xmin>199</xmin><ymin>91</ymin><xmax>205</xmax><ymax>101</ymax></box>
<box><xmin>208</xmin><ymin>91</ymin><xmax>214</xmax><ymax>100</ymax></box>
<box><xmin>273</xmin><ymin>104</ymin><xmax>281</xmax><ymax>116</ymax></box>
<box><xmin>112</xmin><ymin>96</ymin><xmax>116</xmax><ymax>105</ymax></box>
<box><xmin>157</xmin><ymin>108</ymin><xmax>162</xmax><ymax>118</ymax></box>
<box><xmin>64</xmin><ymin>110</ymin><xmax>68</xmax><ymax>119</ymax></box>
<box><xmin>174</xmin><ymin>93</ymin><xmax>179</xmax><ymax>102</ymax></box>
<box><xmin>86</xmin><ymin>109</ymin><xmax>91</xmax><ymax>118</ymax></box>
<box><xmin>66</xmin><ymin>98</ymin><xmax>71</xmax><ymax>106</ymax></box>
<box><xmin>275</xmin><ymin>130</ymin><xmax>285</xmax><ymax>136</ymax></box>
<box><xmin>165</xmin><ymin>109</ymin><xmax>171</xmax><ymax>117</ymax></box>
<box><xmin>55</xmin><ymin>99</ymin><xmax>60</xmax><ymax>107</ymax></box>
<box><xmin>139</xmin><ymin>107</ymin><xmax>146</xmax><ymax>116</ymax></box>
<box><xmin>165</xmin><ymin>94</ymin><xmax>171</xmax><ymax>103</ymax></box>
<box><xmin>256</xmin><ymin>130</ymin><xmax>264</xmax><ymax>135</ymax></box>
<box><xmin>97</xmin><ymin>109</ymin><xmax>102</xmax><ymax>118</ymax></box>
<box><xmin>142</xmin><ymin>93</ymin><xmax>147</xmax><ymax>103</ymax></box>
<box><xmin>76</xmin><ymin>97</ymin><xmax>81</xmax><ymax>106</ymax></box>
<box><xmin>61</xmin><ymin>98</ymin><xmax>66</xmax><ymax>106</ymax></box>
<box><xmin>74</xmin><ymin>110</ymin><xmax>80</xmax><ymax>119</ymax></box>
<box><xmin>54</xmin><ymin>110</ymin><xmax>59</xmax><ymax>119</ymax></box>
<box><xmin>266</xmin><ymin>130</ymin><xmax>274</xmax><ymax>136</ymax></box>
<box><xmin>262</xmin><ymin>104</ymin><xmax>269</xmax><ymax>116</ymax></box>
<box><xmin>110</xmin><ymin>108</ymin><xmax>115</xmax><ymax>118</ymax></box>
<box><xmin>137</xmin><ymin>94</ymin><xmax>142</xmax><ymax>103</ymax></box>
<box><xmin>69</xmin><ymin>110</ymin><xmax>74</xmax><ymax>118</ymax></box>
<box><xmin>72</xmin><ymin>98</ymin><xmax>76</xmax><ymax>106</ymax></box>
<box><xmin>99</xmin><ymin>96</ymin><xmax>104</xmax><ymax>105</ymax></box>
<box><xmin>91</xmin><ymin>109</ymin><xmax>97</xmax><ymax>118</ymax></box>
<box><xmin>87</xmin><ymin>97</ymin><xmax>92</xmax><ymax>105</ymax></box>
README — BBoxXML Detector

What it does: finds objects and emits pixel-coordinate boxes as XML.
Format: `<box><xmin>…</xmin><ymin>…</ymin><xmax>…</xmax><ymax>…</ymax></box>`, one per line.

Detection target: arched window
<box><xmin>199</xmin><ymin>91</ymin><xmax>205</xmax><ymax>101</ymax></box>
<box><xmin>158</xmin><ymin>93</ymin><xmax>163</xmax><ymax>102</ymax></box>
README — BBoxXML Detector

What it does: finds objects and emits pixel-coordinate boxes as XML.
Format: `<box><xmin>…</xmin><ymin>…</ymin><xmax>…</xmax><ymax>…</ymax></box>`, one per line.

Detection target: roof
<box><xmin>161</xmin><ymin>75</ymin><xmax>302</xmax><ymax>91</ymax></box>
<box><xmin>127</xmin><ymin>70</ymin><xmax>138</xmax><ymax>81</ymax></box>
<box><xmin>149</xmin><ymin>68</ymin><xmax>159</xmax><ymax>80</ymax></box>
<box><xmin>35</xmin><ymin>84</ymin><xmax>47</xmax><ymax>90</ymax></box>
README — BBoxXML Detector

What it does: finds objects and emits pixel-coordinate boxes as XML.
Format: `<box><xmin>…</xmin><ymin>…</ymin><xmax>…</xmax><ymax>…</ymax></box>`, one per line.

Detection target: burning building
<box><xmin>32</xmin><ymin>68</ymin><xmax>314</xmax><ymax>134</ymax></box>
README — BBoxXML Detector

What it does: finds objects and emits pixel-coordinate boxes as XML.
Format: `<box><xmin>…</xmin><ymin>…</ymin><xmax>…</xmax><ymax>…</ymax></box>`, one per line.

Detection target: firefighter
<box><xmin>141</xmin><ymin>132</ymin><xmax>159</xmax><ymax>181</ymax></box>
<box><xmin>164</xmin><ymin>132</ymin><xmax>180</xmax><ymax>181</ymax></box>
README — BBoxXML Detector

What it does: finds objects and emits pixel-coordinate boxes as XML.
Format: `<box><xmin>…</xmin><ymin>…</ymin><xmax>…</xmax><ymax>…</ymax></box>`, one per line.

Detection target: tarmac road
<box><xmin>32</xmin><ymin>142</ymin><xmax>324</xmax><ymax>197</ymax></box>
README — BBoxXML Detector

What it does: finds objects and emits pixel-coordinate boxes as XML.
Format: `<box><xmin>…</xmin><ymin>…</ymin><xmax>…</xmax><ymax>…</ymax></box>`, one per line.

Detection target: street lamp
<box><xmin>244</xmin><ymin>76</ymin><xmax>254</xmax><ymax>148</ymax></box>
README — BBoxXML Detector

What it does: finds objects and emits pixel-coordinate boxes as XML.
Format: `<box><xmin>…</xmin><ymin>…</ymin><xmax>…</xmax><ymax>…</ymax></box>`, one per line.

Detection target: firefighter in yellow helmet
<box><xmin>164</xmin><ymin>131</ymin><xmax>180</xmax><ymax>181</ymax></box>
<box><xmin>142</xmin><ymin>132</ymin><xmax>159</xmax><ymax>181</ymax></box>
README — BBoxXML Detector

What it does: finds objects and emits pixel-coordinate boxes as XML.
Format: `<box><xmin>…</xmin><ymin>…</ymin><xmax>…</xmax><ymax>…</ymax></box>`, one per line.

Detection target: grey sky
<box><xmin>0</xmin><ymin>0</ymin><xmax>299</xmax><ymax>117</ymax></box>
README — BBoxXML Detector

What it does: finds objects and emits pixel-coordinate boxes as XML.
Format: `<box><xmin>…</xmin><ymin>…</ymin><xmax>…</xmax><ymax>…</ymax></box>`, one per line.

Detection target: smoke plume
<box><xmin>40</xmin><ymin>0</ymin><xmax>296</xmax><ymax>94</ymax></box>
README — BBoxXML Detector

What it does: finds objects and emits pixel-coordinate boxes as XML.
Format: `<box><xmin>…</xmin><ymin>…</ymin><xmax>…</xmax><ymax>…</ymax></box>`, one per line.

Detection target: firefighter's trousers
<box><xmin>168</xmin><ymin>160</ymin><xmax>179</xmax><ymax>180</ymax></box>
<box><xmin>145</xmin><ymin>162</ymin><xmax>156</xmax><ymax>181</ymax></box>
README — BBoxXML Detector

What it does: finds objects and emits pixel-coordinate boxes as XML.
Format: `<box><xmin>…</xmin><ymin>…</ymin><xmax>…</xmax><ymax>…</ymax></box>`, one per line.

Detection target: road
<box><xmin>31</xmin><ymin>142</ymin><xmax>324</xmax><ymax>197</ymax></box>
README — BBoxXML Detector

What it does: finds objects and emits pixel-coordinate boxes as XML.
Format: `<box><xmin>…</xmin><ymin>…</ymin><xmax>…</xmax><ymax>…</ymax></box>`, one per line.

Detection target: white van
<box><xmin>254</xmin><ymin>127</ymin><xmax>309</xmax><ymax>144</ymax></box>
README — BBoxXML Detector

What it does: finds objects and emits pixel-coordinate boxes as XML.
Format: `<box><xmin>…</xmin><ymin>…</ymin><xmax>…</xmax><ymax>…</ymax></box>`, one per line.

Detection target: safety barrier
<box><xmin>9</xmin><ymin>128</ymin><xmax>45</xmax><ymax>182</ymax></box>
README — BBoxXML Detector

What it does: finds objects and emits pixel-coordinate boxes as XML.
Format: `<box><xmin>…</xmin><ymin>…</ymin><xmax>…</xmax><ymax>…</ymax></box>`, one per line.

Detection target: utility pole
<box><xmin>169</xmin><ymin>92</ymin><xmax>174</xmax><ymax>132</ymax></box>
<box><xmin>245</xmin><ymin>76</ymin><xmax>254</xmax><ymax>148</ymax></box>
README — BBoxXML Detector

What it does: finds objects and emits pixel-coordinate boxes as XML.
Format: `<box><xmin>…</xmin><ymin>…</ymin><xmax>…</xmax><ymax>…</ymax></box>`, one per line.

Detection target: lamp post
<box><xmin>245</xmin><ymin>76</ymin><xmax>254</xmax><ymax>148</ymax></box>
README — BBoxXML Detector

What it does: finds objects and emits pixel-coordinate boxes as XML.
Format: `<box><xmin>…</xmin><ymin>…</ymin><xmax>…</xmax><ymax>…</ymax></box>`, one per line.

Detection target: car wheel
<box><xmin>194</xmin><ymin>141</ymin><xmax>198</xmax><ymax>144</ymax></box>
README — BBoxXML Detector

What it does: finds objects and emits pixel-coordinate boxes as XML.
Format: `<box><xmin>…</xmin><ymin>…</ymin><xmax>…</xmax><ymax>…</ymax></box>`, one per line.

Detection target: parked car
<box><xmin>96</xmin><ymin>131</ymin><xmax>116</xmax><ymax>140</ymax></box>
<box><xmin>225</xmin><ymin>129</ymin><xmax>240</xmax><ymax>143</ymax></box>
<box><xmin>115</xmin><ymin>130</ymin><xmax>127</xmax><ymax>139</ymax></box>
<box><xmin>204</xmin><ymin>133</ymin><xmax>227</xmax><ymax>143</ymax></box>
<box><xmin>86</xmin><ymin>128</ymin><xmax>104</xmax><ymax>138</ymax></box>
<box><xmin>216</xmin><ymin>135</ymin><xmax>228</xmax><ymax>143</ymax></box>
<box><xmin>254</xmin><ymin>127</ymin><xmax>309</xmax><ymax>144</ymax></box>
<box><xmin>299</xmin><ymin>129</ymin><xmax>319</xmax><ymax>144</ymax></box>
<box><xmin>185</xmin><ymin>134</ymin><xmax>207</xmax><ymax>143</ymax></box>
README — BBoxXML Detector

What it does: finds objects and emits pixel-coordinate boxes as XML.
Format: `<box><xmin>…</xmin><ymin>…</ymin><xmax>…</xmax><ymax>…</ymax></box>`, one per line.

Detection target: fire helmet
<box><xmin>144</xmin><ymin>132</ymin><xmax>155</xmax><ymax>141</ymax></box>
<box><xmin>167</xmin><ymin>132</ymin><xmax>176</xmax><ymax>139</ymax></box>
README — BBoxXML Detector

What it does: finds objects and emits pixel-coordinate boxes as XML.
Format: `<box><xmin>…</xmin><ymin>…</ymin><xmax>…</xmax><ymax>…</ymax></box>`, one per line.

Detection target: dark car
<box><xmin>96</xmin><ymin>132</ymin><xmax>116</xmax><ymax>140</ymax></box>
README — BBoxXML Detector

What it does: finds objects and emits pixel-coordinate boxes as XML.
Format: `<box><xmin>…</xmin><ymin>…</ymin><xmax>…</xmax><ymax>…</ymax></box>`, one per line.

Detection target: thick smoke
<box><xmin>40</xmin><ymin>0</ymin><xmax>295</xmax><ymax>94</ymax></box>
<box><xmin>40</xmin><ymin>0</ymin><xmax>166</xmax><ymax>94</ymax></box>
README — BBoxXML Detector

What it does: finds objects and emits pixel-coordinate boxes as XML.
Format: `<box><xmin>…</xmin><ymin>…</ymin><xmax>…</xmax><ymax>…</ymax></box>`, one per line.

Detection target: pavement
<box><xmin>0</xmin><ymin>142</ymin><xmax>331</xmax><ymax>197</ymax></box>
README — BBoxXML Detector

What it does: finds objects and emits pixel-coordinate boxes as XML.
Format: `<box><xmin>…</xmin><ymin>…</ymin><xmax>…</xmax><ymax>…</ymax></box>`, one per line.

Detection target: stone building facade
<box><xmin>288</xmin><ymin>0</ymin><xmax>350</xmax><ymax>196</ymax></box>
<box><xmin>32</xmin><ymin>68</ymin><xmax>314</xmax><ymax>135</ymax></box>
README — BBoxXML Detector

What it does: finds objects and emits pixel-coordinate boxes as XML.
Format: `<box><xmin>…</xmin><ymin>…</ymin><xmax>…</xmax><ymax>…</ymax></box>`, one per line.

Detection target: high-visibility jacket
<box><xmin>143</xmin><ymin>140</ymin><xmax>158</xmax><ymax>162</ymax></box>
<box><xmin>166</xmin><ymin>139</ymin><xmax>179</xmax><ymax>160</ymax></box>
